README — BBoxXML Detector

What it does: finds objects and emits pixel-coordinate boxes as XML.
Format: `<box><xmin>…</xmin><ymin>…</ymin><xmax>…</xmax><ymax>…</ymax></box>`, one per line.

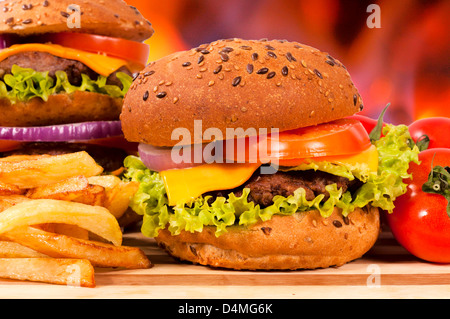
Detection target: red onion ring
<box><xmin>0</xmin><ymin>121</ymin><xmax>123</xmax><ymax>142</ymax></box>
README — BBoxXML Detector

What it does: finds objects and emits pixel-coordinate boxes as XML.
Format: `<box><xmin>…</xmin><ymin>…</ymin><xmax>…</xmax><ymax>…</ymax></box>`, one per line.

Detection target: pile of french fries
<box><xmin>0</xmin><ymin>151</ymin><xmax>150</xmax><ymax>288</ymax></box>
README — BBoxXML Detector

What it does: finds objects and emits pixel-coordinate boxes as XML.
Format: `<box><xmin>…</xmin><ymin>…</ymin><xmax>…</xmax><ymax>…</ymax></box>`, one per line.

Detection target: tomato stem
<box><xmin>422</xmin><ymin>156</ymin><xmax>450</xmax><ymax>217</ymax></box>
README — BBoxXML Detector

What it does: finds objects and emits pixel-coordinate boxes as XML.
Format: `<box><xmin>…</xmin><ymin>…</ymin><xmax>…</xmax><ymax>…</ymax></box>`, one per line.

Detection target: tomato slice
<box><xmin>226</xmin><ymin>119</ymin><xmax>372</xmax><ymax>165</ymax></box>
<box><xmin>33</xmin><ymin>32</ymin><xmax>149</xmax><ymax>70</ymax></box>
<box><xmin>0</xmin><ymin>140</ymin><xmax>22</xmax><ymax>152</ymax></box>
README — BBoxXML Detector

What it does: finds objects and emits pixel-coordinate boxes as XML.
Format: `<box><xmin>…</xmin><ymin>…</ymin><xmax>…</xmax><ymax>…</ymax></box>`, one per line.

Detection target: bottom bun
<box><xmin>156</xmin><ymin>206</ymin><xmax>380</xmax><ymax>270</ymax></box>
<box><xmin>0</xmin><ymin>91</ymin><xmax>122</xmax><ymax>127</ymax></box>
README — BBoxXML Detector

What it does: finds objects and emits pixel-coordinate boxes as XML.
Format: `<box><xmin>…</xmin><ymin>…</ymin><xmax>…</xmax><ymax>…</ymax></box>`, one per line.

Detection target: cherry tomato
<box><xmin>385</xmin><ymin>148</ymin><xmax>450</xmax><ymax>263</ymax></box>
<box><xmin>408</xmin><ymin>117</ymin><xmax>450</xmax><ymax>149</ymax></box>
<box><xmin>226</xmin><ymin>119</ymin><xmax>372</xmax><ymax>164</ymax></box>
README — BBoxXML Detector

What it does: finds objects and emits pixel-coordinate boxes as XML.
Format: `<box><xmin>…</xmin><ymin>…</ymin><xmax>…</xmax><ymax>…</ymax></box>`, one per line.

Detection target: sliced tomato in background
<box><xmin>226</xmin><ymin>119</ymin><xmax>372</xmax><ymax>164</ymax></box>
<box><xmin>33</xmin><ymin>32</ymin><xmax>150</xmax><ymax>70</ymax></box>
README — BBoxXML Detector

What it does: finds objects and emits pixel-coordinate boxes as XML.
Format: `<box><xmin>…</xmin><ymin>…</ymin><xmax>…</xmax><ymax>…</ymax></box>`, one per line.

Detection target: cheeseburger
<box><xmin>0</xmin><ymin>0</ymin><xmax>153</xmax><ymax>172</ymax></box>
<box><xmin>121</xmin><ymin>39</ymin><xmax>419</xmax><ymax>270</ymax></box>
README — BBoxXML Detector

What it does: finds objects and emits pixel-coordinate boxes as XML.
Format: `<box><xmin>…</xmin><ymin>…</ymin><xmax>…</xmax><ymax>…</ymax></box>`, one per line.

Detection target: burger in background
<box><xmin>121</xmin><ymin>38</ymin><xmax>420</xmax><ymax>270</ymax></box>
<box><xmin>0</xmin><ymin>0</ymin><xmax>154</xmax><ymax>173</ymax></box>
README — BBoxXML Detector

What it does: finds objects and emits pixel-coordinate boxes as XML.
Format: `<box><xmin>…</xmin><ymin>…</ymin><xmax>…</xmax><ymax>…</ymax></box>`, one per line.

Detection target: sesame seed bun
<box><xmin>0</xmin><ymin>0</ymin><xmax>154</xmax><ymax>42</ymax></box>
<box><xmin>121</xmin><ymin>38</ymin><xmax>364</xmax><ymax>147</ymax></box>
<box><xmin>156</xmin><ymin>206</ymin><xmax>380</xmax><ymax>270</ymax></box>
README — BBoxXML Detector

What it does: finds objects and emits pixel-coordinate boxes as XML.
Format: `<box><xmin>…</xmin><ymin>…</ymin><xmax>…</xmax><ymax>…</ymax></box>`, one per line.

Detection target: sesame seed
<box><xmin>267</xmin><ymin>71</ymin><xmax>276</xmax><ymax>79</ymax></box>
<box><xmin>261</xmin><ymin>227</ymin><xmax>271</xmax><ymax>235</ymax></box>
<box><xmin>312</xmin><ymin>219</ymin><xmax>317</xmax><ymax>227</ymax></box>
<box><xmin>2</xmin><ymin>7</ymin><xmax>8</xmax><ymax>12</ymax></box>
<box><xmin>285</xmin><ymin>52</ymin><xmax>296</xmax><ymax>62</ymax></box>
<box><xmin>213</xmin><ymin>65</ymin><xmax>222</xmax><ymax>74</ymax></box>
<box><xmin>156</xmin><ymin>92</ymin><xmax>167</xmax><ymax>99</ymax></box>
<box><xmin>281</xmin><ymin>66</ymin><xmax>289</xmax><ymax>76</ymax></box>
<box><xmin>314</xmin><ymin>69</ymin><xmax>323</xmax><ymax>79</ymax></box>
<box><xmin>144</xmin><ymin>70</ymin><xmax>155</xmax><ymax>77</ymax></box>
<box><xmin>173</xmin><ymin>97</ymin><xmax>179</xmax><ymax>104</ymax></box>
<box><xmin>246</xmin><ymin>64</ymin><xmax>254</xmax><ymax>74</ymax></box>
<box><xmin>256</xmin><ymin>67</ymin><xmax>269</xmax><ymax>75</ymax></box>
<box><xmin>301</xmin><ymin>60</ymin><xmax>307</xmax><ymax>68</ymax></box>
<box><xmin>333</xmin><ymin>220</ymin><xmax>342</xmax><ymax>228</ymax></box>
<box><xmin>196</xmin><ymin>74</ymin><xmax>202</xmax><ymax>79</ymax></box>
<box><xmin>219</xmin><ymin>52</ymin><xmax>229</xmax><ymax>62</ymax></box>
<box><xmin>267</xmin><ymin>51</ymin><xmax>277</xmax><ymax>59</ymax></box>
<box><xmin>208</xmin><ymin>80</ymin><xmax>215</xmax><ymax>87</ymax></box>
<box><xmin>142</xmin><ymin>90</ymin><xmax>149</xmax><ymax>101</ymax></box>
<box><xmin>165</xmin><ymin>81</ymin><xmax>173</xmax><ymax>86</ymax></box>
<box><xmin>232</xmin><ymin>76</ymin><xmax>241</xmax><ymax>87</ymax></box>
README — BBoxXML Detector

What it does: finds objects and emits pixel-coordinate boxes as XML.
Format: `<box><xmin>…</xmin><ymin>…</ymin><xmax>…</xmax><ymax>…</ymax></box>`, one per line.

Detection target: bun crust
<box><xmin>0</xmin><ymin>91</ymin><xmax>122</xmax><ymax>127</ymax></box>
<box><xmin>121</xmin><ymin>39</ymin><xmax>364</xmax><ymax>147</ymax></box>
<box><xmin>0</xmin><ymin>0</ymin><xmax>153</xmax><ymax>42</ymax></box>
<box><xmin>156</xmin><ymin>206</ymin><xmax>380</xmax><ymax>270</ymax></box>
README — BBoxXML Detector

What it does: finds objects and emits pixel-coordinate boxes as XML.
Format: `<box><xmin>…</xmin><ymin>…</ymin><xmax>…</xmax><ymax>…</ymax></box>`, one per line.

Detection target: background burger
<box><xmin>121</xmin><ymin>38</ymin><xmax>419</xmax><ymax>270</ymax></box>
<box><xmin>0</xmin><ymin>0</ymin><xmax>153</xmax><ymax>173</ymax></box>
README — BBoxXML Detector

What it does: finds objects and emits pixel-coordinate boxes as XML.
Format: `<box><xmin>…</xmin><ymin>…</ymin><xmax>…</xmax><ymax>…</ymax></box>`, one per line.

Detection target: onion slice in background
<box><xmin>0</xmin><ymin>121</ymin><xmax>123</xmax><ymax>142</ymax></box>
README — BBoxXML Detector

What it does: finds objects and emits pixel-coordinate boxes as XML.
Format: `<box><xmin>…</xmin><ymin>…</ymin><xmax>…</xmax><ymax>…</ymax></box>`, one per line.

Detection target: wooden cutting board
<box><xmin>1</xmin><ymin>229</ymin><xmax>449</xmax><ymax>298</ymax></box>
<box><xmin>93</xmin><ymin>230</ymin><xmax>450</xmax><ymax>287</ymax></box>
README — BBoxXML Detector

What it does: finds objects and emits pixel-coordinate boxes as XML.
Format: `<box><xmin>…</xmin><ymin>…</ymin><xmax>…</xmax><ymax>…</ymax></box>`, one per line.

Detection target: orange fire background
<box><xmin>127</xmin><ymin>0</ymin><xmax>449</xmax><ymax>125</ymax></box>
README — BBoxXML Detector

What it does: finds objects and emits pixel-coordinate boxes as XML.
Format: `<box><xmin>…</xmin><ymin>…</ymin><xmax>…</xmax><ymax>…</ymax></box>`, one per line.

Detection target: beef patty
<box><xmin>0</xmin><ymin>51</ymin><xmax>132</xmax><ymax>88</ymax></box>
<box><xmin>206</xmin><ymin>169</ymin><xmax>357</xmax><ymax>207</ymax></box>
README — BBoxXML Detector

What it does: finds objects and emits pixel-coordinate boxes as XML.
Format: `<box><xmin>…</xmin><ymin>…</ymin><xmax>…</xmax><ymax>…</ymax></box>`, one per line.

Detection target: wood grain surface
<box><xmin>1</xmin><ymin>229</ymin><xmax>449</xmax><ymax>299</ymax></box>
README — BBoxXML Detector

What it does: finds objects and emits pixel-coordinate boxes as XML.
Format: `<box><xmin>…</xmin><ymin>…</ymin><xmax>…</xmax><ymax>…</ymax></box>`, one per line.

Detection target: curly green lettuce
<box><xmin>0</xmin><ymin>64</ymin><xmax>132</xmax><ymax>103</ymax></box>
<box><xmin>123</xmin><ymin>123</ymin><xmax>420</xmax><ymax>237</ymax></box>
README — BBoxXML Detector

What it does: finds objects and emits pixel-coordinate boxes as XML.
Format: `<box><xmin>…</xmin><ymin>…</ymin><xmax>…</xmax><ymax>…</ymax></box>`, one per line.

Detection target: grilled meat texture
<box><xmin>206</xmin><ymin>169</ymin><xmax>359</xmax><ymax>207</ymax></box>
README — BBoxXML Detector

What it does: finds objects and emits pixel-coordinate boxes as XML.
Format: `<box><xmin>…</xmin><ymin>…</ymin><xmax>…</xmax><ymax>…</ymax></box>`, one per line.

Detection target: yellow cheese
<box><xmin>0</xmin><ymin>43</ymin><xmax>130</xmax><ymax>76</ymax></box>
<box><xmin>327</xmin><ymin>145</ymin><xmax>378</xmax><ymax>173</ymax></box>
<box><xmin>160</xmin><ymin>163</ymin><xmax>260</xmax><ymax>206</ymax></box>
<box><xmin>160</xmin><ymin>145</ymin><xmax>378</xmax><ymax>207</ymax></box>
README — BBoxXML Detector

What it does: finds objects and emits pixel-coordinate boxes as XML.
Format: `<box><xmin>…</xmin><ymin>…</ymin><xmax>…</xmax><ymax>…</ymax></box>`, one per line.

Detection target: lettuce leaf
<box><xmin>0</xmin><ymin>64</ymin><xmax>132</xmax><ymax>103</ymax></box>
<box><xmin>123</xmin><ymin>123</ymin><xmax>420</xmax><ymax>237</ymax></box>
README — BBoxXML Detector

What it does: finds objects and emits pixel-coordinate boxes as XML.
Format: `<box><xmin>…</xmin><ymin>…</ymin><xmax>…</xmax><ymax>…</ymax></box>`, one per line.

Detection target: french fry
<box><xmin>0</xmin><ymin>151</ymin><xmax>103</xmax><ymax>188</ymax></box>
<box><xmin>0</xmin><ymin>181</ymin><xmax>25</xmax><ymax>196</ymax></box>
<box><xmin>0</xmin><ymin>241</ymin><xmax>48</xmax><ymax>258</ymax></box>
<box><xmin>88</xmin><ymin>176</ymin><xmax>139</xmax><ymax>218</ymax></box>
<box><xmin>26</xmin><ymin>176</ymin><xmax>106</xmax><ymax>206</ymax></box>
<box><xmin>3</xmin><ymin>226</ymin><xmax>151</xmax><ymax>269</ymax></box>
<box><xmin>36</xmin><ymin>224</ymin><xmax>89</xmax><ymax>240</ymax></box>
<box><xmin>0</xmin><ymin>199</ymin><xmax>122</xmax><ymax>246</ymax></box>
<box><xmin>0</xmin><ymin>258</ymin><xmax>96</xmax><ymax>287</ymax></box>
<box><xmin>104</xmin><ymin>181</ymin><xmax>139</xmax><ymax>219</ymax></box>
<box><xmin>0</xmin><ymin>195</ymin><xmax>30</xmax><ymax>213</ymax></box>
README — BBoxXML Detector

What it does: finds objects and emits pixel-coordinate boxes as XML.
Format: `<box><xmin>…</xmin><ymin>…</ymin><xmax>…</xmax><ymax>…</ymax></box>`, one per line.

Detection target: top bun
<box><xmin>0</xmin><ymin>0</ymin><xmax>154</xmax><ymax>42</ymax></box>
<box><xmin>121</xmin><ymin>39</ymin><xmax>364</xmax><ymax>147</ymax></box>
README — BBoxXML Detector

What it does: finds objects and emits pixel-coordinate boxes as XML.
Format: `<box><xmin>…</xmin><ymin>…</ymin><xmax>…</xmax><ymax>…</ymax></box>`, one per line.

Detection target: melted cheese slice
<box><xmin>161</xmin><ymin>163</ymin><xmax>260</xmax><ymax>206</ymax></box>
<box><xmin>0</xmin><ymin>44</ymin><xmax>130</xmax><ymax>76</ymax></box>
<box><xmin>160</xmin><ymin>145</ymin><xmax>379</xmax><ymax>207</ymax></box>
<box><xmin>323</xmin><ymin>145</ymin><xmax>379</xmax><ymax>172</ymax></box>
